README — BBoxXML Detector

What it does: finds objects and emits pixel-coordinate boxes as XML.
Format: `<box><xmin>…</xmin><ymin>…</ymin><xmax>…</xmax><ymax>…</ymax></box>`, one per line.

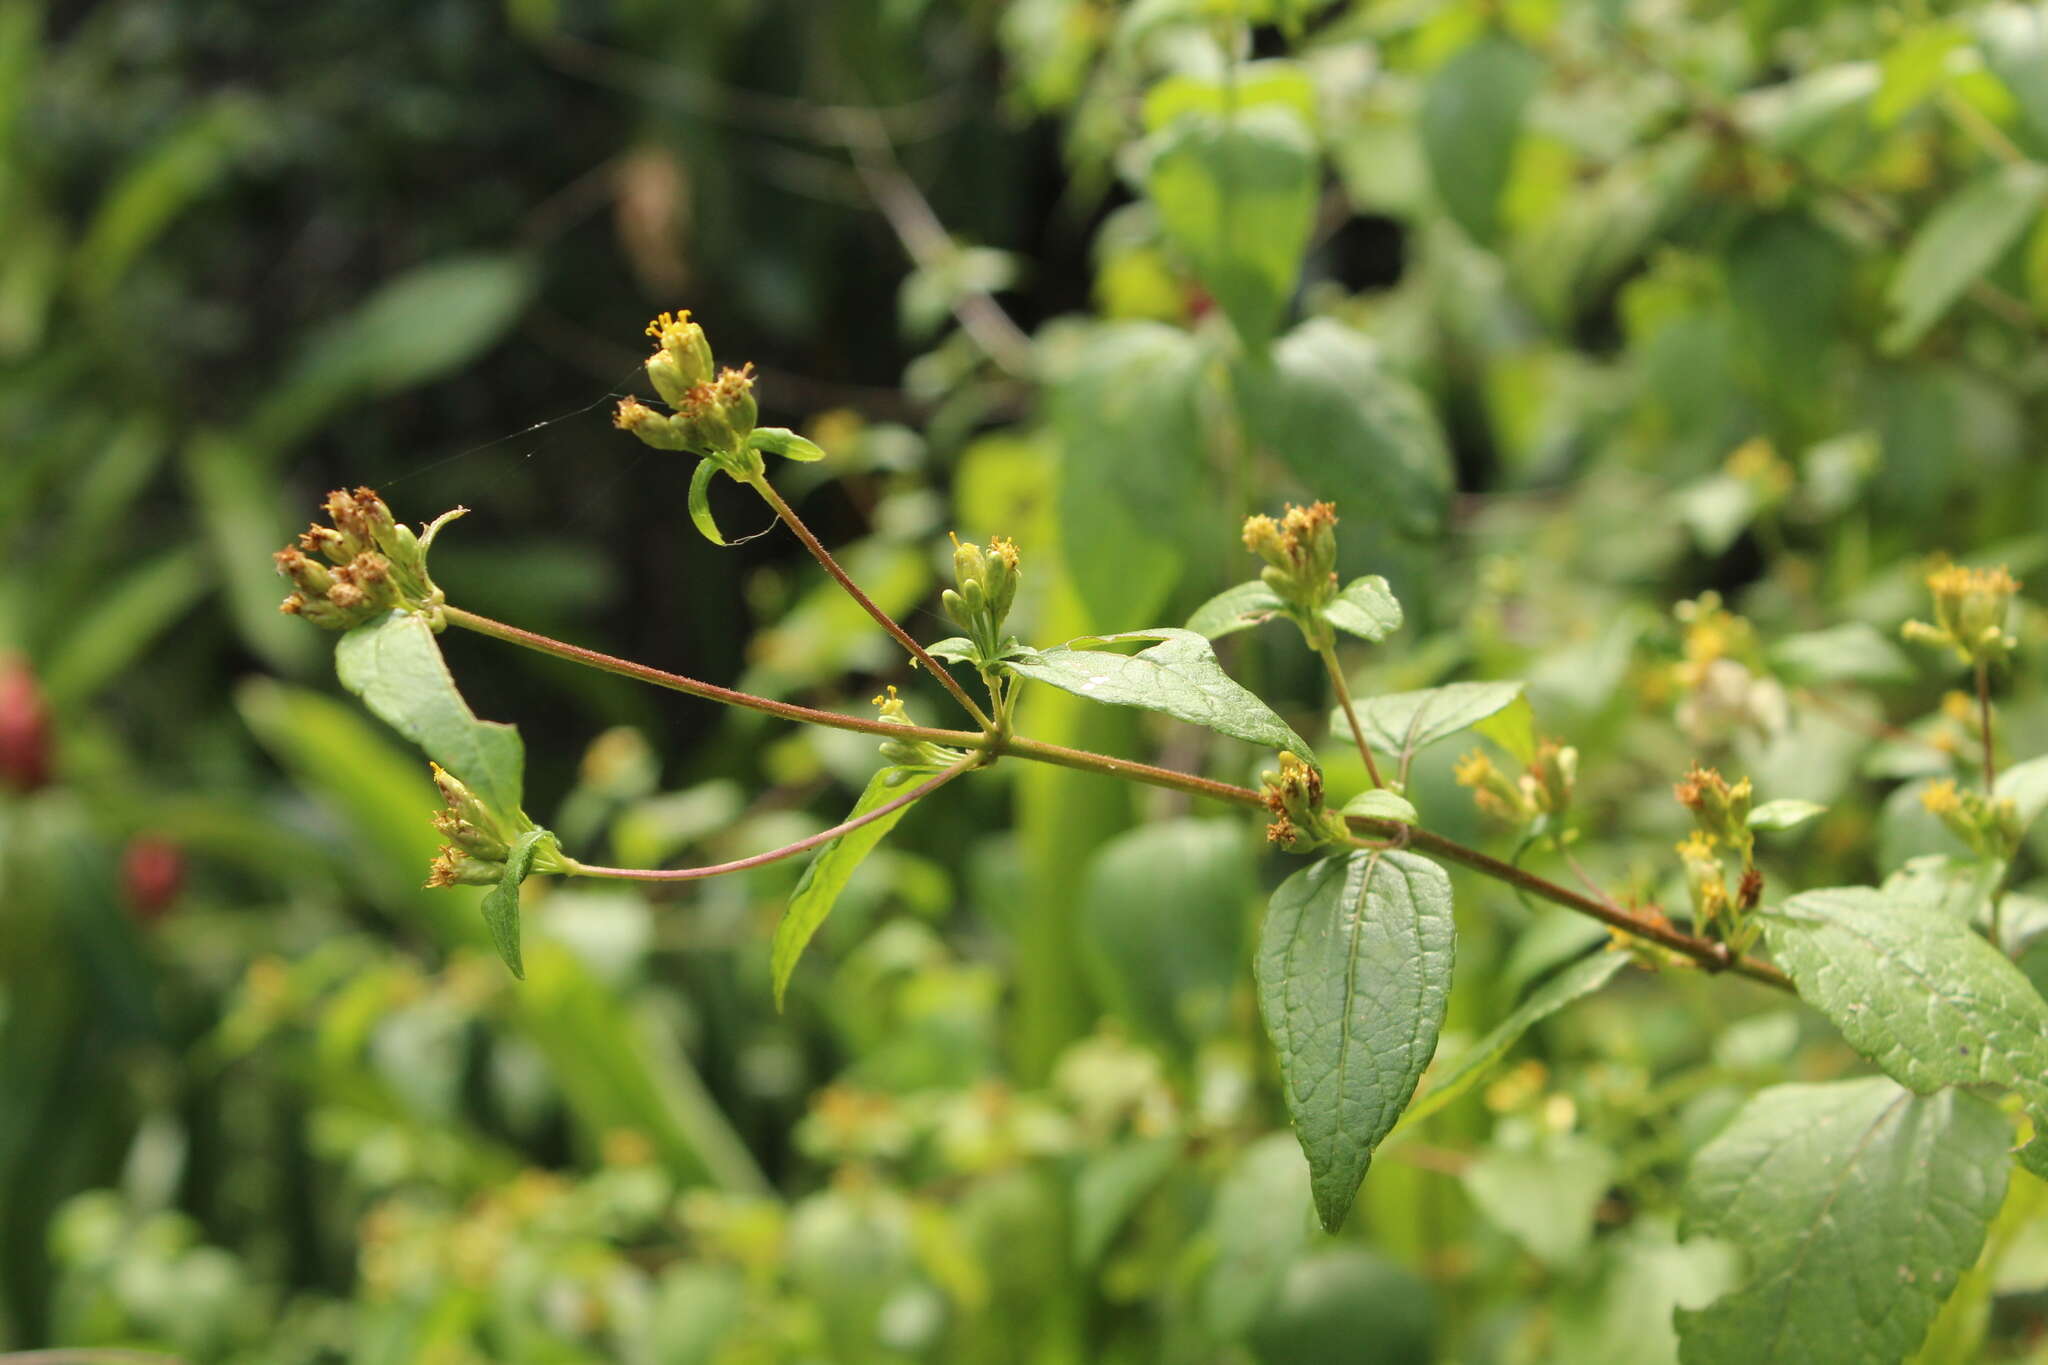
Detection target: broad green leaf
<box><xmin>1419</xmin><ymin>33</ymin><xmax>1541</xmax><ymax>243</ymax></box>
<box><xmin>1748</xmin><ymin>799</ymin><xmax>1826</xmax><ymax>831</ymax></box>
<box><xmin>482</xmin><ymin>828</ymin><xmax>550</xmax><ymax>979</ymax></box>
<box><xmin>1763</xmin><ymin>887</ymin><xmax>2048</xmax><ymax>1109</ymax></box>
<box><xmin>1996</xmin><ymin>753</ymin><xmax>2048</xmax><ymax>835</ymax></box>
<box><xmin>334</xmin><ymin>609</ymin><xmax>527</xmax><ymax>820</ymax></box>
<box><xmin>1340</xmin><ymin>789</ymin><xmax>1419</xmax><ymax>825</ymax></box>
<box><xmin>1204</xmin><ymin>1132</ymin><xmax>1314</xmax><ymax>1338</ymax></box>
<box><xmin>1007</xmin><ymin>628</ymin><xmax>1312</xmax><ymax>757</ymax></box>
<box><xmin>1078</xmin><ymin>819</ymin><xmax>1254</xmax><ymax>1051</ymax></box>
<box><xmin>1883</xmin><ymin>163</ymin><xmax>2048</xmax><ymax>354</ymax></box>
<box><xmin>747</xmin><ymin>426</ymin><xmax>826</xmax><ymax>461</ymax></box>
<box><xmin>1473</xmin><ymin>692</ymin><xmax>1536</xmax><ymax>766</ymax></box>
<box><xmin>1463</xmin><ymin>1133</ymin><xmax>1616</xmax><ymax>1267</ymax></box>
<box><xmin>771</xmin><ymin>766</ymin><xmax>925</xmax><ymax>1008</ymax></box>
<box><xmin>688</xmin><ymin>459</ymin><xmax>726</xmax><ymax>546</ymax></box>
<box><xmin>1676</xmin><ymin>1078</ymin><xmax>2009</xmax><ymax>1365</ymax></box>
<box><xmin>1147</xmin><ymin>107</ymin><xmax>1316</xmax><ymax>351</ymax></box>
<box><xmin>1330</xmin><ymin>681</ymin><xmax>1525</xmax><ymax>765</ymax></box>
<box><xmin>1073</xmin><ymin>1136</ymin><xmax>1179</xmax><ymax>1268</ymax></box>
<box><xmin>1767</xmin><ymin>622</ymin><xmax>1913</xmax><ymax>685</ymax></box>
<box><xmin>1734</xmin><ymin>63</ymin><xmax>1880</xmax><ymax>150</ymax></box>
<box><xmin>1186</xmin><ymin>580</ymin><xmax>1285</xmax><ymax>640</ymax></box>
<box><xmin>1395</xmin><ymin>951</ymin><xmax>1628</xmax><ymax>1131</ymax></box>
<box><xmin>1142</xmin><ymin>60</ymin><xmax>1317</xmax><ymax>133</ymax></box>
<box><xmin>1881</xmin><ymin>854</ymin><xmax>2006</xmax><ymax>924</ymax></box>
<box><xmin>1257</xmin><ymin>850</ymin><xmax>1455</xmax><ymax>1231</ymax></box>
<box><xmin>1237</xmin><ymin>319</ymin><xmax>1455</xmax><ymax>537</ymax></box>
<box><xmin>1873</xmin><ymin>23</ymin><xmax>1969</xmax><ymax>125</ymax></box>
<box><xmin>1323</xmin><ymin>575</ymin><xmax>1402</xmax><ymax>644</ymax></box>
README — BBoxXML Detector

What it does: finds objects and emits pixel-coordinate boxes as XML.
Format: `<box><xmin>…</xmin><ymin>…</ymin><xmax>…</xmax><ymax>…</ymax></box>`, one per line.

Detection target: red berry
<box><xmin>0</xmin><ymin>655</ymin><xmax>51</xmax><ymax>792</ymax></box>
<box><xmin>122</xmin><ymin>837</ymin><xmax>185</xmax><ymax>923</ymax></box>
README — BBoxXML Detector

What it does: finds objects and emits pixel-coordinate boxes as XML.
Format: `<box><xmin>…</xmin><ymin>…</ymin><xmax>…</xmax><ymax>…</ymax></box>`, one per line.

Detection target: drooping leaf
<box><xmin>1007</xmin><ymin>628</ymin><xmax>1312</xmax><ymax>757</ymax></box>
<box><xmin>1418</xmin><ymin>33</ymin><xmax>1542</xmax><ymax>243</ymax></box>
<box><xmin>1257</xmin><ymin>850</ymin><xmax>1455</xmax><ymax>1231</ymax></box>
<box><xmin>482</xmin><ymin>828</ymin><xmax>552</xmax><ymax>979</ymax></box>
<box><xmin>688</xmin><ymin>459</ymin><xmax>726</xmax><ymax>546</ymax></box>
<box><xmin>770</xmin><ymin>766</ymin><xmax>926</xmax><ymax>1008</ymax></box>
<box><xmin>1329</xmin><ymin>681</ymin><xmax>1526</xmax><ymax>766</ymax></box>
<box><xmin>1676</xmin><ymin>1078</ymin><xmax>2009</xmax><ymax>1365</ymax></box>
<box><xmin>1763</xmin><ymin>887</ymin><xmax>2048</xmax><ymax>1109</ymax></box>
<box><xmin>334</xmin><ymin>609</ymin><xmax>527</xmax><ymax>820</ymax></box>
<box><xmin>1237</xmin><ymin>319</ymin><xmax>1455</xmax><ymax>537</ymax></box>
<box><xmin>1147</xmin><ymin>107</ymin><xmax>1317</xmax><ymax>351</ymax></box>
<box><xmin>1322</xmin><ymin>575</ymin><xmax>1403</xmax><ymax>644</ymax></box>
<box><xmin>1882</xmin><ymin>162</ymin><xmax>2048</xmax><ymax>354</ymax></box>
<box><xmin>1395</xmin><ymin>951</ymin><xmax>1629</xmax><ymax>1132</ymax></box>
<box><xmin>1204</xmin><ymin>1132</ymin><xmax>1314</xmax><ymax>1338</ymax></box>
<box><xmin>747</xmin><ymin>426</ymin><xmax>826</xmax><ymax>461</ymax></box>
<box><xmin>1186</xmin><ymin>580</ymin><xmax>1285</xmax><ymax>640</ymax></box>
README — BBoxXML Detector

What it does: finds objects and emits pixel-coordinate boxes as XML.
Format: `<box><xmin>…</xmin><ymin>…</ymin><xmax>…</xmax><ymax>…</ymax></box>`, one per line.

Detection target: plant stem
<box><xmin>564</xmin><ymin>761</ymin><xmax>973</xmax><ymax>881</ymax></box>
<box><xmin>1320</xmin><ymin>645</ymin><xmax>1386</xmax><ymax>788</ymax></box>
<box><xmin>743</xmin><ymin>472</ymin><xmax>995</xmax><ymax>730</ymax></box>
<box><xmin>443</xmin><ymin>606</ymin><xmax>983</xmax><ymax>748</ymax></box>
<box><xmin>446</xmin><ymin>606</ymin><xmax>1791</xmax><ymax>991</ymax></box>
<box><xmin>1977</xmin><ymin>659</ymin><xmax>1998</xmax><ymax>791</ymax></box>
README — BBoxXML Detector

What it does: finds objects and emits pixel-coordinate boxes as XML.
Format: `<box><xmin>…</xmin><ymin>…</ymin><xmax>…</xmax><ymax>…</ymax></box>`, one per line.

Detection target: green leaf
<box><xmin>1329</xmin><ymin>681</ymin><xmax>1526</xmax><ymax>767</ymax></box>
<box><xmin>1473</xmin><ymin>692</ymin><xmax>1537</xmax><ymax>767</ymax></box>
<box><xmin>1419</xmin><ymin>33</ymin><xmax>1542</xmax><ymax>243</ymax></box>
<box><xmin>1747</xmin><ymin>799</ymin><xmax>1827</xmax><ymax>831</ymax></box>
<box><xmin>688</xmin><ymin>459</ymin><xmax>726</xmax><ymax>546</ymax></box>
<box><xmin>1322</xmin><ymin>575</ymin><xmax>1403</xmax><ymax>644</ymax></box>
<box><xmin>2021</xmin><ymin>1128</ymin><xmax>2048</xmax><ymax>1182</ymax></box>
<box><xmin>770</xmin><ymin>766</ymin><xmax>926</xmax><ymax>1008</ymax></box>
<box><xmin>1978</xmin><ymin>6</ymin><xmax>2048</xmax><ymax>148</ymax></box>
<box><xmin>1186</xmin><ymin>580</ymin><xmax>1285</xmax><ymax>640</ymax></box>
<box><xmin>1237</xmin><ymin>319</ymin><xmax>1455</xmax><ymax>537</ymax></box>
<box><xmin>1340</xmin><ymin>789</ymin><xmax>1419</xmax><ymax>826</ymax></box>
<box><xmin>1766</xmin><ymin>622</ymin><xmax>1913</xmax><ymax>685</ymax></box>
<box><xmin>1676</xmin><ymin>1078</ymin><xmax>2009</xmax><ymax>1365</ymax></box>
<box><xmin>1395</xmin><ymin>951</ymin><xmax>1629</xmax><ymax>1132</ymax></box>
<box><xmin>1257</xmin><ymin>850</ymin><xmax>1455</xmax><ymax>1232</ymax></box>
<box><xmin>1204</xmin><ymin>1132</ymin><xmax>1314</xmax><ymax>1338</ymax></box>
<box><xmin>1147</xmin><ymin>107</ymin><xmax>1316</xmax><ymax>351</ymax></box>
<box><xmin>1142</xmin><ymin>59</ymin><xmax>1318</xmax><ymax>133</ymax></box>
<box><xmin>1073</xmin><ymin>1137</ymin><xmax>1179</xmax><ymax>1269</ymax></box>
<box><xmin>1881</xmin><ymin>854</ymin><xmax>2006</xmax><ymax>924</ymax></box>
<box><xmin>1007</xmin><ymin>628</ymin><xmax>1312</xmax><ymax>758</ymax></box>
<box><xmin>1463</xmin><ymin>1133</ymin><xmax>1616</xmax><ymax>1267</ymax></box>
<box><xmin>334</xmin><ymin>610</ymin><xmax>527</xmax><ymax>820</ymax></box>
<box><xmin>1883</xmin><ymin>162</ymin><xmax>2048</xmax><ymax>354</ymax></box>
<box><xmin>482</xmin><ymin>828</ymin><xmax>551</xmax><ymax>979</ymax></box>
<box><xmin>747</xmin><ymin>426</ymin><xmax>826</xmax><ymax>462</ymax></box>
<box><xmin>39</xmin><ymin>546</ymin><xmax>208</xmax><ymax>704</ymax></box>
<box><xmin>1762</xmin><ymin>887</ymin><xmax>2048</xmax><ymax>1110</ymax></box>
<box><xmin>1995</xmin><ymin>753</ymin><xmax>2048</xmax><ymax>836</ymax></box>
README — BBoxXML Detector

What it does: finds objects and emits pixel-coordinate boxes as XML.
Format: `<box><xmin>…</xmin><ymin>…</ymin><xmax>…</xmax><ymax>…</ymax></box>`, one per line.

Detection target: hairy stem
<box><xmin>743</xmin><ymin>472</ymin><xmax>995</xmax><ymax>730</ymax></box>
<box><xmin>565</xmin><ymin>761</ymin><xmax>973</xmax><ymax>881</ymax></box>
<box><xmin>447</xmin><ymin>606</ymin><xmax>1790</xmax><ymax>991</ymax></box>
<box><xmin>1320</xmin><ymin>645</ymin><xmax>1386</xmax><ymax>788</ymax></box>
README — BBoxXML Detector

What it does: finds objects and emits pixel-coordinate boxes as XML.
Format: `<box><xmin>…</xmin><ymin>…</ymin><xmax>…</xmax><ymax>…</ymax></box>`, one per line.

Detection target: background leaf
<box><xmin>1419</xmin><ymin>34</ymin><xmax>1542</xmax><ymax>243</ymax></box>
<box><xmin>1883</xmin><ymin>163</ymin><xmax>2048</xmax><ymax>353</ymax></box>
<box><xmin>1330</xmin><ymin>681</ymin><xmax>1525</xmax><ymax>765</ymax></box>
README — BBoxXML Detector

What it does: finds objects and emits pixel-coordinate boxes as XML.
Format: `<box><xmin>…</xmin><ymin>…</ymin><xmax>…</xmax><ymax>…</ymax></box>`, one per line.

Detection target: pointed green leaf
<box><xmin>1007</xmin><ymin>628</ymin><xmax>1312</xmax><ymax>757</ymax></box>
<box><xmin>1883</xmin><ymin>162</ymin><xmax>2048</xmax><ymax>354</ymax></box>
<box><xmin>1257</xmin><ymin>850</ymin><xmax>1455</xmax><ymax>1231</ymax></box>
<box><xmin>1763</xmin><ymin>887</ymin><xmax>2048</xmax><ymax>1110</ymax></box>
<box><xmin>1186</xmin><ymin>580</ymin><xmax>1285</xmax><ymax>640</ymax></box>
<box><xmin>334</xmin><ymin>610</ymin><xmax>526</xmax><ymax>819</ymax></box>
<box><xmin>1147</xmin><ymin>107</ymin><xmax>1316</xmax><ymax>351</ymax></box>
<box><xmin>1747</xmin><ymin>799</ymin><xmax>1827</xmax><ymax>832</ymax></box>
<box><xmin>747</xmin><ymin>426</ymin><xmax>826</xmax><ymax>461</ymax></box>
<box><xmin>1473</xmin><ymin>692</ymin><xmax>1536</xmax><ymax>766</ymax></box>
<box><xmin>688</xmin><ymin>459</ymin><xmax>726</xmax><ymax>546</ymax></box>
<box><xmin>1322</xmin><ymin>575</ymin><xmax>1403</xmax><ymax>644</ymax></box>
<box><xmin>1329</xmin><ymin>681</ymin><xmax>1525</xmax><ymax>766</ymax></box>
<box><xmin>771</xmin><ymin>766</ymin><xmax>925</xmax><ymax>1008</ymax></box>
<box><xmin>1419</xmin><ymin>33</ymin><xmax>1542</xmax><ymax>243</ymax></box>
<box><xmin>1995</xmin><ymin>753</ymin><xmax>2048</xmax><ymax>836</ymax></box>
<box><xmin>482</xmin><ymin>828</ymin><xmax>551</xmax><ymax>979</ymax></box>
<box><xmin>1340</xmin><ymin>789</ymin><xmax>1419</xmax><ymax>826</ymax></box>
<box><xmin>1676</xmin><ymin>1078</ymin><xmax>2009</xmax><ymax>1365</ymax></box>
<box><xmin>1396</xmin><ymin>951</ymin><xmax>1628</xmax><ymax>1132</ymax></box>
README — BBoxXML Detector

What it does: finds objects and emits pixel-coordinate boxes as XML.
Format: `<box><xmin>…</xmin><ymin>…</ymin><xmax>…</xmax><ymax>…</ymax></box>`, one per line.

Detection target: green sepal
<box><xmin>746</xmin><ymin>426</ymin><xmax>826</xmax><ymax>462</ymax></box>
<box><xmin>688</xmin><ymin>458</ymin><xmax>726</xmax><ymax>546</ymax></box>
<box><xmin>483</xmin><ymin>827</ymin><xmax>554</xmax><ymax>979</ymax></box>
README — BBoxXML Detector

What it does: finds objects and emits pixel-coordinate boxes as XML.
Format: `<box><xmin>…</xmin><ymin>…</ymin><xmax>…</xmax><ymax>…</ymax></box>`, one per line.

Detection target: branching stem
<box><xmin>1320</xmin><ymin>645</ymin><xmax>1385</xmax><ymax>788</ymax></box>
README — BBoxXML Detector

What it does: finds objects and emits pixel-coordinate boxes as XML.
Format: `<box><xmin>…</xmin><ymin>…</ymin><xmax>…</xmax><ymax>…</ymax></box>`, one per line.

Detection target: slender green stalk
<box><xmin>448</xmin><ymin>605</ymin><xmax>1792</xmax><ymax>992</ymax></box>
<box><xmin>564</xmin><ymin>761</ymin><xmax>972</xmax><ymax>881</ymax></box>
<box><xmin>1977</xmin><ymin>659</ymin><xmax>1998</xmax><ymax>791</ymax></box>
<box><xmin>1320</xmin><ymin>645</ymin><xmax>1385</xmax><ymax>788</ymax></box>
<box><xmin>743</xmin><ymin>471</ymin><xmax>995</xmax><ymax>730</ymax></box>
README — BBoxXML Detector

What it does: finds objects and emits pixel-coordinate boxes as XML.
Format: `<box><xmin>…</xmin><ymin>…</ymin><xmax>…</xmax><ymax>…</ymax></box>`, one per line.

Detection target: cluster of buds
<box><xmin>1260</xmin><ymin>751</ymin><xmax>1344</xmax><ymax>852</ymax></box>
<box><xmin>427</xmin><ymin>764</ymin><xmax>517</xmax><ymax>887</ymax></box>
<box><xmin>1672</xmin><ymin>766</ymin><xmax>1763</xmax><ymax>938</ymax></box>
<box><xmin>1454</xmin><ymin>737</ymin><xmax>1578</xmax><ymax>829</ymax></box>
<box><xmin>1903</xmin><ymin>563</ymin><xmax>2022</xmax><ymax>670</ymax></box>
<box><xmin>613</xmin><ymin>311</ymin><xmax>764</xmax><ymax>475</ymax></box>
<box><xmin>277</xmin><ymin>488</ymin><xmax>458</xmax><ymax>631</ymax></box>
<box><xmin>872</xmin><ymin>686</ymin><xmax>973</xmax><ymax>776</ymax></box>
<box><xmin>1243</xmin><ymin>502</ymin><xmax>1340</xmax><ymax>647</ymax></box>
<box><xmin>1920</xmin><ymin>779</ymin><xmax>2021</xmax><ymax>861</ymax></box>
<box><xmin>941</xmin><ymin>534</ymin><xmax>1021</xmax><ymax>662</ymax></box>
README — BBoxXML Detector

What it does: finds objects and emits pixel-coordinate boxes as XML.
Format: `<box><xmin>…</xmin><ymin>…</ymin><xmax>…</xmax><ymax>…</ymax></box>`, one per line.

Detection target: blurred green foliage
<box><xmin>8</xmin><ymin>0</ymin><xmax>2048</xmax><ymax>1360</ymax></box>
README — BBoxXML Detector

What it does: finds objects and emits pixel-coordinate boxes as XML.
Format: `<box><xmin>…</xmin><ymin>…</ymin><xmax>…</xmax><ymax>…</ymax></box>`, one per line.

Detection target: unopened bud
<box><xmin>614</xmin><ymin>396</ymin><xmax>689</xmax><ymax>450</ymax></box>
